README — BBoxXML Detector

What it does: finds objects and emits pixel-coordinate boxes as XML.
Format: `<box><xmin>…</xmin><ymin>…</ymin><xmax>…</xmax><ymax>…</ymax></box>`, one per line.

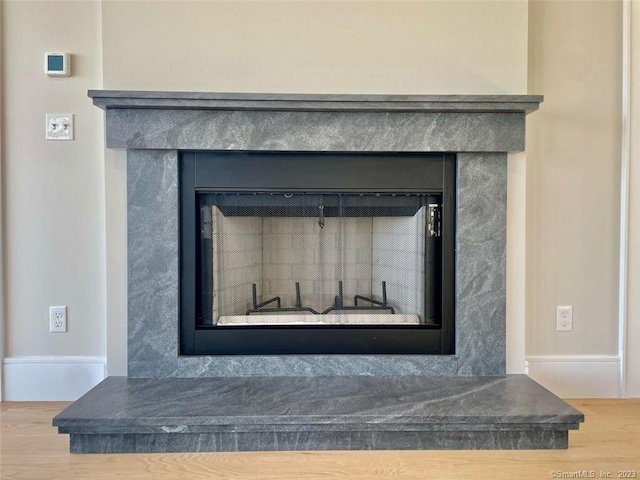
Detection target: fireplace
<box><xmin>53</xmin><ymin>91</ymin><xmax>584</xmax><ymax>453</ymax></box>
<box><xmin>180</xmin><ymin>151</ymin><xmax>455</xmax><ymax>355</ymax></box>
<box><xmin>102</xmin><ymin>92</ymin><xmax>541</xmax><ymax>378</ymax></box>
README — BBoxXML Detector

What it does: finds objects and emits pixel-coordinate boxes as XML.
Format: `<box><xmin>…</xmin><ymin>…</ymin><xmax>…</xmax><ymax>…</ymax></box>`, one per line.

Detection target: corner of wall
<box><xmin>623</xmin><ymin>0</ymin><xmax>640</xmax><ymax>398</ymax></box>
<box><xmin>0</xmin><ymin>0</ymin><xmax>5</xmax><ymax>401</ymax></box>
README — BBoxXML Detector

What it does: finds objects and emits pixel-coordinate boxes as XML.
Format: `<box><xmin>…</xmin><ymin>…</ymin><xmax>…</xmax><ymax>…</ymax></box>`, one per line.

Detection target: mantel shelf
<box><xmin>89</xmin><ymin>90</ymin><xmax>543</xmax><ymax>114</ymax></box>
<box><xmin>90</xmin><ymin>90</ymin><xmax>541</xmax><ymax>152</ymax></box>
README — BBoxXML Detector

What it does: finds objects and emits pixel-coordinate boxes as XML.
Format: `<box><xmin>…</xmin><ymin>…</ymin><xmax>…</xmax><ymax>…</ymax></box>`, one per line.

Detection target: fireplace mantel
<box><xmin>89</xmin><ymin>90</ymin><xmax>542</xmax><ymax>113</ymax></box>
<box><xmin>89</xmin><ymin>90</ymin><xmax>541</xmax><ymax>153</ymax></box>
<box><xmin>89</xmin><ymin>90</ymin><xmax>542</xmax><ymax>379</ymax></box>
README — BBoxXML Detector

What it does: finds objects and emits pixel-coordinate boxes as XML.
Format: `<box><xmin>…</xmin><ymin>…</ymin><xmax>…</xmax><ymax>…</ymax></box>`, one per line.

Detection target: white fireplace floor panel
<box><xmin>217</xmin><ymin>313</ymin><xmax>421</xmax><ymax>325</ymax></box>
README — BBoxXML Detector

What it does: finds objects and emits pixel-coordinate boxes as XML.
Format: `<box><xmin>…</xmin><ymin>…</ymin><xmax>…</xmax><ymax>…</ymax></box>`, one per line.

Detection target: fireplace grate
<box><xmin>246</xmin><ymin>282</ymin><xmax>319</xmax><ymax>315</ymax></box>
<box><xmin>245</xmin><ymin>280</ymin><xmax>395</xmax><ymax>315</ymax></box>
<box><xmin>322</xmin><ymin>280</ymin><xmax>394</xmax><ymax>315</ymax></box>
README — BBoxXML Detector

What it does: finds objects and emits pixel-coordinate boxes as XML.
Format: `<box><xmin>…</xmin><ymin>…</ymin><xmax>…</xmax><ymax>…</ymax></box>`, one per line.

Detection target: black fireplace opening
<box><xmin>180</xmin><ymin>152</ymin><xmax>455</xmax><ymax>355</ymax></box>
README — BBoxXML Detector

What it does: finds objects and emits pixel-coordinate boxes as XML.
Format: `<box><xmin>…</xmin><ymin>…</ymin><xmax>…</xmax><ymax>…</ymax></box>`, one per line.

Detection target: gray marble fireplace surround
<box><xmin>108</xmin><ymin>91</ymin><xmax>542</xmax><ymax>378</ymax></box>
<box><xmin>53</xmin><ymin>91</ymin><xmax>585</xmax><ymax>452</ymax></box>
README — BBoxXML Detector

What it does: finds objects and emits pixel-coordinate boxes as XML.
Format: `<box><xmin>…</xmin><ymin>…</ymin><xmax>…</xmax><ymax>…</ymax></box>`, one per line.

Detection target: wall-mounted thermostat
<box><xmin>45</xmin><ymin>52</ymin><xmax>70</xmax><ymax>77</ymax></box>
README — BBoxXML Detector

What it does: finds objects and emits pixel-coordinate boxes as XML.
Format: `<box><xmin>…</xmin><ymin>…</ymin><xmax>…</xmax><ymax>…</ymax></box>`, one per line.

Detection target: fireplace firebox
<box><xmin>179</xmin><ymin>152</ymin><xmax>455</xmax><ymax>355</ymax></box>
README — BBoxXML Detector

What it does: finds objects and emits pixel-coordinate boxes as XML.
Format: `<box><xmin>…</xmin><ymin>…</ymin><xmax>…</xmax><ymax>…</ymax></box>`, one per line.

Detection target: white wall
<box><xmin>0</xmin><ymin>0</ymin><xmax>5</xmax><ymax>401</ymax></box>
<box><xmin>525</xmin><ymin>0</ymin><xmax>624</xmax><ymax>396</ymax></box>
<box><xmin>7</xmin><ymin>1</ymin><xmax>635</xmax><ymax>400</ymax></box>
<box><xmin>506</xmin><ymin>152</ymin><xmax>527</xmax><ymax>375</ymax></box>
<box><xmin>625</xmin><ymin>0</ymin><xmax>640</xmax><ymax>398</ymax></box>
<box><xmin>1</xmin><ymin>0</ymin><xmax>105</xmax><ymax>400</ymax></box>
<box><xmin>101</xmin><ymin>1</ymin><xmax>528</xmax><ymax>94</ymax></box>
<box><xmin>104</xmin><ymin>149</ymin><xmax>127</xmax><ymax>377</ymax></box>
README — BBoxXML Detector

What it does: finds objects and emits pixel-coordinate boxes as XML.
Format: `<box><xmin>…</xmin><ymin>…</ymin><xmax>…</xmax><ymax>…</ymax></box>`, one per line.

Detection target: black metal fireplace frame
<box><xmin>179</xmin><ymin>151</ymin><xmax>455</xmax><ymax>355</ymax></box>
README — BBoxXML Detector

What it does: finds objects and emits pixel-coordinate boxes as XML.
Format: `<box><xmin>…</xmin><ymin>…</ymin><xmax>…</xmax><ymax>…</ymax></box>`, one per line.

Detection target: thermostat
<box><xmin>45</xmin><ymin>52</ymin><xmax>70</xmax><ymax>77</ymax></box>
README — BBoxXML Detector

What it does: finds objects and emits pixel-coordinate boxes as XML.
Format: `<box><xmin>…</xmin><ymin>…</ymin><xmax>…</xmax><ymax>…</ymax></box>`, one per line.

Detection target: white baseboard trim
<box><xmin>2</xmin><ymin>355</ymin><xmax>620</xmax><ymax>400</ymax></box>
<box><xmin>3</xmin><ymin>356</ymin><xmax>106</xmax><ymax>401</ymax></box>
<box><xmin>526</xmin><ymin>355</ymin><xmax>621</xmax><ymax>398</ymax></box>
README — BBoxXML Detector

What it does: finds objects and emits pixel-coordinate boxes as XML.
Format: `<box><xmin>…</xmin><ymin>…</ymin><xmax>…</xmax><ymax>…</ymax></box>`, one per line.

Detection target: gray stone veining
<box><xmin>53</xmin><ymin>375</ymin><xmax>583</xmax><ymax>452</ymax></box>
<box><xmin>89</xmin><ymin>90</ymin><xmax>543</xmax><ymax>112</ymax></box>
<box><xmin>127</xmin><ymin>150</ymin><xmax>180</xmax><ymax>377</ymax></box>
<box><xmin>116</xmin><ymin>91</ymin><xmax>528</xmax><ymax>378</ymax></box>
<box><xmin>126</xmin><ymin>149</ymin><xmax>506</xmax><ymax>378</ymax></box>
<box><xmin>54</xmin><ymin>376</ymin><xmax>583</xmax><ymax>427</ymax></box>
<box><xmin>68</xmin><ymin>430</ymin><xmax>570</xmax><ymax>453</ymax></box>
<box><xmin>456</xmin><ymin>153</ymin><xmax>507</xmax><ymax>375</ymax></box>
<box><xmin>92</xmin><ymin>91</ymin><xmax>540</xmax><ymax>151</ymax></box>
<box><xmin>105</xmin><ymin>109</ymin><xmax>525</xmax><ymax>152</ymax></box>
<box><xmin>55</xmin><ymin>91</ymin><xmax>586</xmax><ymax>453</ymax></box>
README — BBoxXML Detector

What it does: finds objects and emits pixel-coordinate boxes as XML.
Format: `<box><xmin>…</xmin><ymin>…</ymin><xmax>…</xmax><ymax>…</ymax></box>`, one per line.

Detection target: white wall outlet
<box><xmin>49</xmin><ymin>306</ymin><xmax>67</xmax><ymax>333</ymax></box>
<box><xmin>556</xmin><ymin>305</ymin><xmax>573</xmax><ymax>332</ymax></box>
<box><xmin>46</xmin><ymin>113</ymin><xmax>74</xmax><ymax>140</ymax></box>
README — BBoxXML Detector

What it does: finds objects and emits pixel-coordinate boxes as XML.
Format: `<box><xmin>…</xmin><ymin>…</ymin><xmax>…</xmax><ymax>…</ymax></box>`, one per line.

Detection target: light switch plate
<box><xmin>46</xmin><ymin>113</ymin><xmax>74</xmax><ymax>140</ymax></box>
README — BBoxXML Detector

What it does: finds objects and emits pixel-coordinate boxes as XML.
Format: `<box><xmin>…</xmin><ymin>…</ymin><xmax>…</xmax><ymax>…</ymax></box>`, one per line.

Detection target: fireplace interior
<box><xmin>180</xmin><ymin>152</ymin><xmax>455</xmax><ymax>355</ymax></box>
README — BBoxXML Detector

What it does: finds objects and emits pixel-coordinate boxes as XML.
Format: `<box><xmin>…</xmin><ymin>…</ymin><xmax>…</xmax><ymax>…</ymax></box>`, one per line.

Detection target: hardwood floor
<box><xmin>1</xmin><ymin>399</ymin><xmax>638</xmax><ymax>480</ymax></box>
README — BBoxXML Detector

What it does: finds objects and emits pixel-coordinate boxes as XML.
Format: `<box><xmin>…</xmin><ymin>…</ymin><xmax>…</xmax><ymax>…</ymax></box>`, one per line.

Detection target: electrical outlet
<box><xmin>49</xmin><ymin>306</ymin><xmax>67</xmax><ymax>333</ymax></box>
<box><xmin>556</xmin><ymin>305</ymin><xmax>573</xmax><ymax>332</ymax></box>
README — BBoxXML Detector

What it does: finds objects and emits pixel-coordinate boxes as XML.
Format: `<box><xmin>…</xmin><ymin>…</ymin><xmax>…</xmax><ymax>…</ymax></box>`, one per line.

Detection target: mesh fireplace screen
<box><xmin>198</xmin><ymin>192</ymin><xmax>441</xmax><ymax>326</ymax></box>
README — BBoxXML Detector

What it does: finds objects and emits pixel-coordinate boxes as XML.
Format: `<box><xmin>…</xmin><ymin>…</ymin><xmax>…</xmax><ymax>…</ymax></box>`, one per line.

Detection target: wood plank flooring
<box><xmin>1</xmin><ymin>399</ymin><xmax>638</xmax><ymax>480</ymax></box>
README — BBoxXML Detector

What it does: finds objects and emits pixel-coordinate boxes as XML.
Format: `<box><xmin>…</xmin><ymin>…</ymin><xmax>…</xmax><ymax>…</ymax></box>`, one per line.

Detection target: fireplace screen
<box><xmin>199</xmin><ymin>192</ymin><xmax>441</xmax><ymax>327</ymax></box>
<box><xmin>180</xmin><ymin>152</ymin><xmax>455</xmax><ymax>355</ymax></box>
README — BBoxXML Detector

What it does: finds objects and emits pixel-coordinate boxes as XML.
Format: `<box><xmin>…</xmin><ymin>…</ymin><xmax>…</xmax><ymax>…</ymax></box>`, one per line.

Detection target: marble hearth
<box><xmin>53</xmin><ymin>91</ymin><xmax>584</xmax><ymax>452</ymax></box>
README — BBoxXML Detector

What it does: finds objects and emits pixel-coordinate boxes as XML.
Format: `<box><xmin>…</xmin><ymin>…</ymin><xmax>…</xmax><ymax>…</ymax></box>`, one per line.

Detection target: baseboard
<box><xmin>3</xmin><ymin>356</ymin><xmax>106</xmax><ymax>401</ymax></box>
<box><xmin>2</xmin><ymin>355</ymin><xmax>620</xmax><ymax>400</ymax></box>
<box><xmin>526</xmin><ymin>355</ymin><xmax>621</xmax><ymax>398</ymax></box>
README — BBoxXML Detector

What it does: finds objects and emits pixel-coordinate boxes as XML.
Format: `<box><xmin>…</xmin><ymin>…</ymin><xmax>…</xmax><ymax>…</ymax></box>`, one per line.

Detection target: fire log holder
<box><xmin>246</xmin><ymin>281</ymin><xmax>395</xmax><ymax>315</ymax></box>
<box><xmin>246</xmin><ymin>282</ymin><xmax>319</xmax><ymax>315</ymax></box>
<box><xmin>322</xmin><ymin>281</ymin><xmax>395</xmax><ymax>314</ymax></box>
